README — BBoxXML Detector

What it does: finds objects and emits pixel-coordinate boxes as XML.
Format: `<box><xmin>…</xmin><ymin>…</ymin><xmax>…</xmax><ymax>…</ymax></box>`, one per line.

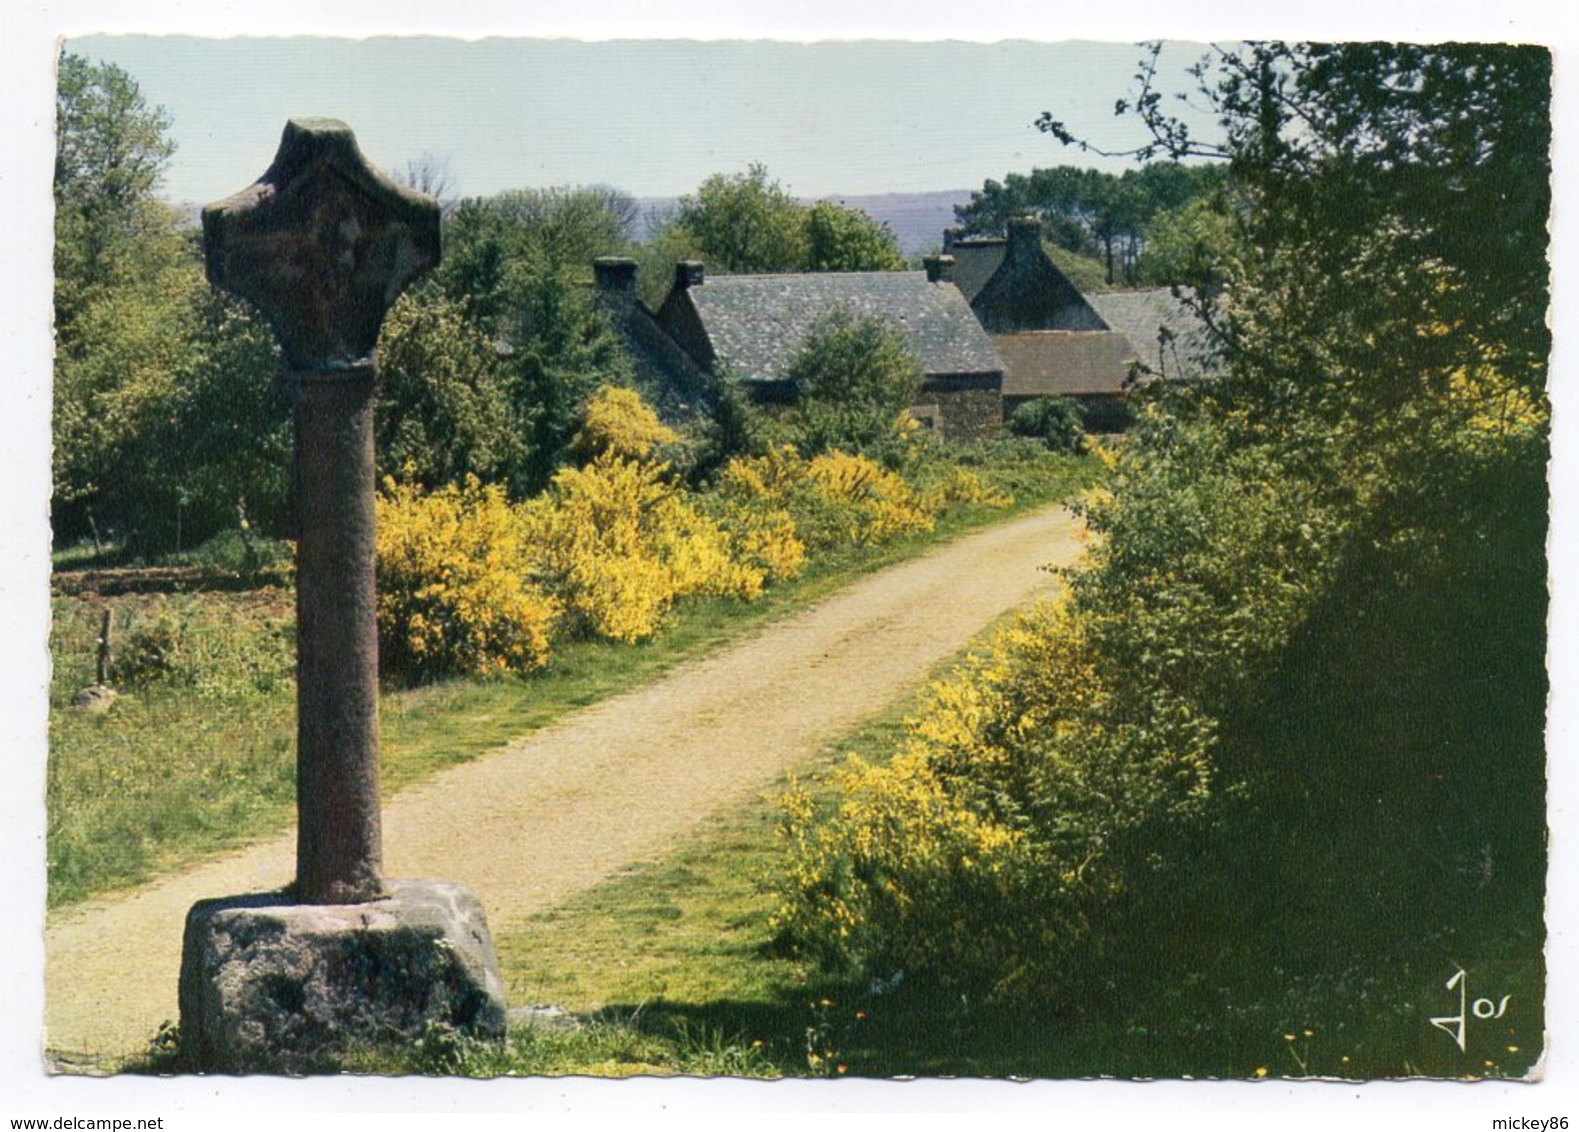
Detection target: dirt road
<box><xmin>44</xmin><ymin>504</ymin><xmax>1083</xmax><ymax>1066</ymax></box>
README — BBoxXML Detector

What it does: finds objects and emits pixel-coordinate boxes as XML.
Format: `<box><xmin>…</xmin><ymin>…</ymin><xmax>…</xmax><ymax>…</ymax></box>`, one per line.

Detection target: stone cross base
<box><xmin>177</xmin><ymin>880</ymin><xmax>508</xmax><ymax>1073</ymax></box>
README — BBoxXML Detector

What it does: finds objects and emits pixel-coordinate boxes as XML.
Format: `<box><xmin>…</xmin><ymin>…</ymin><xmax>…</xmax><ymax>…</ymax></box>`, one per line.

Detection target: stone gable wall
<box><xmin>923</xmin><ymin>374</ymin><xmax>1003</xmax><ymax>442</ymax></box>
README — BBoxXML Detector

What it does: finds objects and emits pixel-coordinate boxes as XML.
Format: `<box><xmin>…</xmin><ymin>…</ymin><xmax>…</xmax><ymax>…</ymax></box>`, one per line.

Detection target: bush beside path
<box><xmin>44</xmin><ymin>503</ymin><xmax>1083</xmax><ymax>1068</ymax></box>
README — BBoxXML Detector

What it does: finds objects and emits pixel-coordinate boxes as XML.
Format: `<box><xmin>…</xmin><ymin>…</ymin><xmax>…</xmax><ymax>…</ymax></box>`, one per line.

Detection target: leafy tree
<box><xmin>52</xmin><ymin>51</ymin><xmax>192</xmax><ymax>549</ymax></box>
<box><xmin>155</xmin><ymin>288</ymin><xmax>291</xmax><ymax>549</ymax></box>
<box><xmin>54</xmin><ymin>242</ymin><xmax>294</xmax><ymax>555</ymax></box>
<box><xmin>51</xmin><ymin>52</ymin><xmax>208</xmax><ymax>549</ymax></box>
<box><xmin>502</xmin><ymin>266</ymin><xmax>636</xmax><ymax>497</ymax></box>
<box><xmin>784</xmin><ymin>308</ymin><xmax>922</xmax><ymax>458</ymax></box>
<box><xmin>53</xmin><ymin>53</ymin><xmax>297</xmax><ymax>554</ymax></box>
<box><xmin>375</xmin><ymin>283</ymin><xmax>519</xmax><ymax>489</ymax></box>
<box><xmin>430</xmin><ymin>188</ymin><xmax>642</xmax><ymax>495</ymax></box>
<box><xmin>435</xmin><ymin>184</ymin><xmax>638</xmax><ymax>332</ymax></box>
<box><xmin>669</xmin><ymin>164</ymin><xmax>915</xmax><ymax>277</ymax></box>
<box><xmin>52</xmin><ymin>234</ymin><xmax>205</xmax><ymax>551</ymax></box>
<box><xmin>54</xmin><ymin>51</ymin><xmax>177</xmax><ymax>340</ymax></box>
<box><xmin>490</xmin><ymin>184</ymin><xmax>637</xmax><ymax>271</ymax></box>
<box><xmin>802</xmin><ymin>200</ymin><xmax>906</xmax><ymax>272</ymax></box>
<box><xmin>433</xmin><ymin>200</ymin><xmax>515</xmax><ymax>331</ymax></box>
<box><xmin>675</xmin><ymin>164</ymin><xmax>808</xmax><ymax>274</ymax></box>
<box><xmin>1133</xmin><ymin>195</ymin><xmax>1242</xmax><ymax>291</ymax></box>
<box><xmin>684</xmin><ymin>371</ymin><xmax>772</xmax><ymax>485</ymax></box>
<box><xmin>1081</xmin><ymin>170</ymin><xmax>1145</xmax><ymax>284</ymax></box>
<box><xmin>956</xmin><ymin>166</ymin><xmax>1088</xmax><ymax>247</ymax></box>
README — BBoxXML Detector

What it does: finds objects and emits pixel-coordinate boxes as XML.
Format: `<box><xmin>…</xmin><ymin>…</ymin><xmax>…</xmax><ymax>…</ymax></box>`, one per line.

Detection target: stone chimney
<box><xmin>923</xmin><ymin>254</ymin><xmax>956</xmax><ymax>284</ymax></box>
<box><xmin>675</xmin><ymin>260</ymin><xmax>705</xmax><ymax>290</ymax></box>
<box><xmin>593</xmin><ymin>257</ymin><xmax>638</xmax><ymax>314</ymax></box>
<box><xmin>1007</xmin><ymin>215</ymin><xmax>1042</xmax><ymax>255</ymax></box>
<box><xmin>594</xmin><ymin>256</ymin><xmax>637</xmax><ymax>293</ymax></box>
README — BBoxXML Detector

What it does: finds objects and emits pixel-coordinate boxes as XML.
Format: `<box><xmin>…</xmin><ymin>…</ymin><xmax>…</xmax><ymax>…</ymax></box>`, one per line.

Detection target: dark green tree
<box><xmin>502</xmin><ymin>267</ymin><xmax>636</xmax><ymax>496</ymax></box>
<box><xmin>155</xmin><ymin>288</ymin><xmax>292</xmax><ymax>551</ymax></box>
<box><xmin>955</xmin><ymin>162</ymin><xmax>1224</xmax><ymax>284</ymax></box>
<box><xmin>433</xmin><ymin>199</ymin><xmax>515</xmax><ymax>331</ymax></box>
<box><xmin>430</xmin><ymin>187</ymin><xmax>643</xmax><ymax>495</ymax></box>
<box><xmin>1006</xmin><ymin>396</ymin><xmax>1087</xmax><ymax>454</ymax></box>
<box><xmin>785</xmin><ymin>308</ymin><xmax>922</xmax><ymax>457</ymax></box>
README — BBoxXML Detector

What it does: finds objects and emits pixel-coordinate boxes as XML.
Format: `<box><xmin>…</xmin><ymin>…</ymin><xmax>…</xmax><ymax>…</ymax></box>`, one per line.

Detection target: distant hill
<box><xmin>814</xmin><ymin>190</ymin><xmax>975</xmax><ymax>258</ymax></box>
<box><xmin>637</xmin><ymin>189</ymin><xmax>976</xmax><ymax>260</ymax></box>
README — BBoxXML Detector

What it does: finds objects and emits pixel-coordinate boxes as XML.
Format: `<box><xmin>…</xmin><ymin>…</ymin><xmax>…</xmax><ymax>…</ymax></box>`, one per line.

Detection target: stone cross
<box><xmin>202</xmin><ymin>119</ymin><xmax>440</xmax><ymax>904</ymax></box>
<box><xmin>180</xmin><ymin>122</ymin><xmax>503</xmax><ymax>1072</ymax></box>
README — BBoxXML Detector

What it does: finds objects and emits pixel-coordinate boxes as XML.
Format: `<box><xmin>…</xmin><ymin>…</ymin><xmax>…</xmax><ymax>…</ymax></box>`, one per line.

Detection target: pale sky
<box><xmin>60</xmin><ymin>36</ymin><xmax>1218</xmax><ymax>207</ymax></box>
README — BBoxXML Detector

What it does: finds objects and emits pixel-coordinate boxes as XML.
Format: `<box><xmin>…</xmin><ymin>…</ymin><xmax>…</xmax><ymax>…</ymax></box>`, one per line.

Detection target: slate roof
<box><xmin>1087</xmin><ymin>289</ymin><xmax>1214</xmax><ymax>381</ymax></box>
<box><xmin>680</xmin><ymin>272</ymin><xmax>1003</xmax><ymax>384</ymax></box>
<box><xmin>609</xmin><ymin>302</ymin><xmax>716</xmax><ymax>418</ymax></box>
<box><xmin>993</xmin><ymin>331</ymin><xmax>1140</xmax><ymax>399</ymax></box>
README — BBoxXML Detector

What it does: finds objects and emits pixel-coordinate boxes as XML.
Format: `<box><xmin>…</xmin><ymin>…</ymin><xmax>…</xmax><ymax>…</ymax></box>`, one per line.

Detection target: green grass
<box><xmin>47</xmin><ymin>589</ymin><xmax>299</xmax><ymax>907</ymax></box>
<box><xmin>48</xmin><ymin>449</ymin><xmax>1101</xmax><ymax>908</ymax></box>
<box><xmin>51</xmin><ymin>539</ymin><xmax>125</xmax><ymax>572</ymax></box>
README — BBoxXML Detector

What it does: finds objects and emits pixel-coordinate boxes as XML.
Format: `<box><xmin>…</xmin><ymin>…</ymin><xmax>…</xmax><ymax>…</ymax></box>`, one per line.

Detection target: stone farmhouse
<box><xmin>595</xmin><ymin>256</ymin><xmax>1004</xmax><ymax>441</ymax></box>
<box><xmin>945</xmin><ymin>216</ymin><xmax>1209</xmax><ymax>431</ymax></box>
<box><xmin>594</xmin><ymin>215</ymin><xmax>1204</xmax><ymax>438</ymax></box>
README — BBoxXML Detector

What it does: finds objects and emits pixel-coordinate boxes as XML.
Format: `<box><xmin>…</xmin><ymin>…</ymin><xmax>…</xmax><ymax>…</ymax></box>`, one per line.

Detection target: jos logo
<box><xmin>1430</xmin><ymin>967</ymin><xmax>1512</xmax><ymax>1052</ymax></box>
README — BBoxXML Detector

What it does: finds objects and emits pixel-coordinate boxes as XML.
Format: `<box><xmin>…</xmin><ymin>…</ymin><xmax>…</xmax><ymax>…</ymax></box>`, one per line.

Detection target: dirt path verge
<box><xmin>44</xmin><ymin>504</ymin><xmax>1083</xmax><ymax>1067</ymax></box>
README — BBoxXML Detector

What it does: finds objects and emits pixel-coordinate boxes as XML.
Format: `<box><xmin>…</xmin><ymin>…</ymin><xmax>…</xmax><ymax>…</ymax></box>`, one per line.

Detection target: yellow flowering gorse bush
<box><xmin>522</xmin><ymin>452</ymin><xmax>764</xmax><ymax>644</ymax></box>
<box><xmin>805</xmin><ymin>451</ymin><xmax>936</xmax><ymax>544</ymax></box>
<box><xmin>571</xmin><ymin>384</ymin><xmax>680</xmax><ymax>462</ymax></box>
<box><xmin>714</xmin><ymin>445</ymin><xmax>937</xmax><ymax>554</ymax></box>
<box><xmin>377</xmin><ymin>388</ymin><xmax>1035</xmax><ymax>680</ymax></box>
<box><xmin>776</xmin><ymin>751</ymin><xmax>1030</xmax><ymax>979</ymax></box>
<box><xmin>916</xmin><ymin>464</ymin><xmax>1014</xmax><ymax>512</ymax></box>
<box><xmin>375</xmin><ymin>475</ymin><xmax>559</xmax><ymax>680</ymax></box>
<box><xmin>775</xmin><ymin>597</ymin><xmax>1215</xmax><ymax>1002</ymax></box>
